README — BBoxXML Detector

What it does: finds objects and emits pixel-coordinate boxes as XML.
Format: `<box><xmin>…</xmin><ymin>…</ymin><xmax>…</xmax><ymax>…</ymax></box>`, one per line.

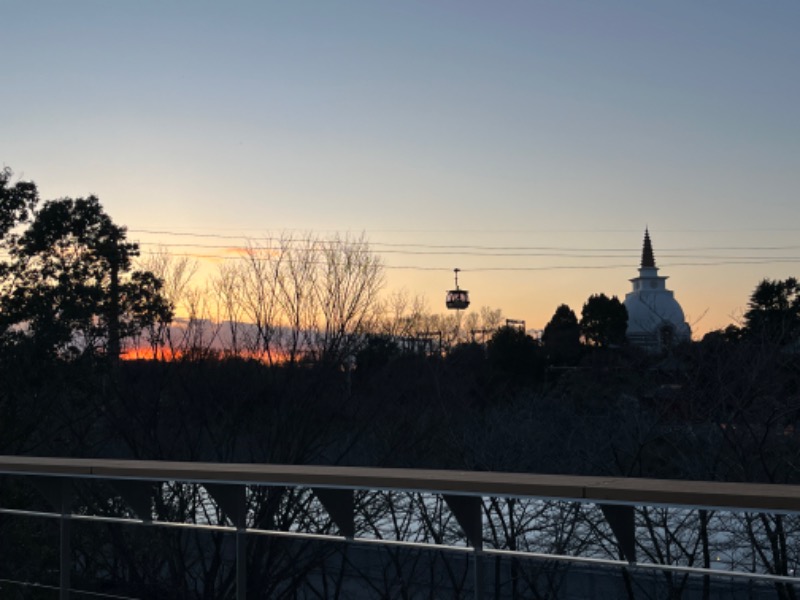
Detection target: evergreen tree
<box><xmin>0</xmin><ymin>167</ymin><xmax>38</xmax><ymax>240</ymax></box>
<box><xmin>1</xmin><ymin>188</ymin><xmax>172</xmax><ymax>359</ymax></box>
<box><xmin>580</xmin><ymin>293</ymin><xmax>628</xmax><ymax>347</ymax></box>
<box><xmin>542</xmin><ymin>304</ymin><xmax>581</xmax><ymax>364</ymax></box>
<box><xmin>487</xmin><ymin>325</ymin><xmax>541</xmax><ymax>383</ymax></box>
<box><xmin>744</xmin><ymin>277</ymin><xmax>800</xmax><ymax>345</ymax></box>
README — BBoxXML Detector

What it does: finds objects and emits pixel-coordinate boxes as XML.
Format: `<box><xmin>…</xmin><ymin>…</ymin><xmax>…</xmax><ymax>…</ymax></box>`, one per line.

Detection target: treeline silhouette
<box><xmin>3</xmin><ymin>169</ymin><xmax>800</xmax><ymax>597</ymax></box>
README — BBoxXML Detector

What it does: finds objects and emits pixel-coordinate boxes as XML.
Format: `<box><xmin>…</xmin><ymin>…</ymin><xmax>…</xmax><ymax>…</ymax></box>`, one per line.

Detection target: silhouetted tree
<box><xmin>1</xmin><ymin>168</ymin><xmax>39</xmax><ymax>297</ymax></box>
<box><xmin>356</xmin><ymin>333</ymin><xmax>401</xmax><ymax>373</ymax></box>
<box><xmin>0</xmin><ymin>195</ymin><xmax>172</xmax><ymax>359</ymax></box>
<box><xmin>542</xmin><ymin>304</ymin><xmax>581</xmax><ymax>364</ymax></box>
<box><xmin>136</xmin><ymin>247</ymin><xmax>199</xmax><ymax>359</ymax></box>
<box><xmin>487</xmin><ymin>325</ymin><xmax>541</xmax><ymax>384</ymax></box>
<box><xmin>580</xmin><ymin>293</ymin><xmax>628</xmax><ymax>347</ymax></box>
<box><xmin>0</xmin><ymin>167</ymin><xmax>38</xmax><ymax>240</ymax></box>
<box><xmin>744</xmin><ymin>277</ymin><xmax>800</xmax><ymax>345</ymax></box>
<box><xmin>700</xmin><ymin>324</ymin><xmax>744</xmax><ymax>345</ymax></box>
<box><xmin>317</xmin><ymin>233</ymin><xmax>385</xmax><ymax>363</ymax></box>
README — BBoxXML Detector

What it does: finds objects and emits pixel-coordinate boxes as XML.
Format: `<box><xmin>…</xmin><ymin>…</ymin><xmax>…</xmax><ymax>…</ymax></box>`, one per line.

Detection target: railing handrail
<box><xmin>1</xmin><ymin>455</ymin><xmax>799</xmax><ymax>513</ymax></box>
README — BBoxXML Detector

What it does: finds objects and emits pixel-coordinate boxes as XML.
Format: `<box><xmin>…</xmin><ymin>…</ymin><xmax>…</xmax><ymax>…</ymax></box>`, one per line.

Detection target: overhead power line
<box><xmin>133</xmin><ymin>241</ymin><xmax>800</xmax><ymax>262</ymax></box>
<box><xmin>128</xmin><ymin>229</ymin><xmax>800</xmax><ymax>255</ymax></box>
<box><xmin>134</xmin><ymin>250</ymin><xmax>800</xmax><ymax>272</ymax></box>
<box><xmin>129</xmin><ymin>229</ymin><xmax>800</xmax><ymax>254</ymax></box>
<box><xmin>6</xmin><ymin>227</ymin><xmax>800</xmax><ymax>273</ymax></box>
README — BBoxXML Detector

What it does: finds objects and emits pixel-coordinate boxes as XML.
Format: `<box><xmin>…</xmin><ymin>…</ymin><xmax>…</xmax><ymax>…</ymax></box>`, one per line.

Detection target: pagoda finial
<box><xmin>641</xmin><ymin>228</ymin><xmax>656</xmax><ymax>268</ymax></box>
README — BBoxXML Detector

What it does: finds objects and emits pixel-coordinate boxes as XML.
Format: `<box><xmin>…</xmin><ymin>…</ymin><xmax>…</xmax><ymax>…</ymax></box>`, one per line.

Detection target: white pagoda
<box><xmin>624</xmin><ymin>229</ymin><xmax>691</xmax><ymax>351</ymax></box>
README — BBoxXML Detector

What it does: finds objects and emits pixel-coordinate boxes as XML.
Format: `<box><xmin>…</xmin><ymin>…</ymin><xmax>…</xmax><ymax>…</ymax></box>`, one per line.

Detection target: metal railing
<box><xmin>1</xmin><ymin>455</ymin><xmax>799</xmax><ymax>599</ymax></box>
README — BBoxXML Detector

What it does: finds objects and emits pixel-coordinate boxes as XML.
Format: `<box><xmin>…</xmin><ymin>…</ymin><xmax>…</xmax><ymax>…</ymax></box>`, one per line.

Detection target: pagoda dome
<box><xmin>623</xmin><ymin>229</ymin><xmax>691</xmax><ymax>351</ymax></box>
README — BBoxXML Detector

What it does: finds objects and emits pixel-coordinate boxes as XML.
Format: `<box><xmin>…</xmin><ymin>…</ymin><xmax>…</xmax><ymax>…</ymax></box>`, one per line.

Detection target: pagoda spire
<box><xmin>640</xmin><ymin>228</ymin><xmax>656</xmax><ymax>268</ymax></box>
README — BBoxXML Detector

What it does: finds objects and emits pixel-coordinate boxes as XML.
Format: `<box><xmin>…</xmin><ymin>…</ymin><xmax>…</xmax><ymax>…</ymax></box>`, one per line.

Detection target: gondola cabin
<box><xmin>445</xmin><ymin>268</ymin><xmax>470</xmax><ymax>310</ymax></box>
<box><xmin>446</xmin><ymin>289</ymin><xmax>470</xmax><ymax>310</ymax></box>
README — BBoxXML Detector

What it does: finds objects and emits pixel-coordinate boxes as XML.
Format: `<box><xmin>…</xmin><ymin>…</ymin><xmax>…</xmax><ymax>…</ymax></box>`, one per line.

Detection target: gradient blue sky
<box><xmin>3</xmin><ymin>1</ymin><xmax>799</xmax><ymax>334</ymax></box>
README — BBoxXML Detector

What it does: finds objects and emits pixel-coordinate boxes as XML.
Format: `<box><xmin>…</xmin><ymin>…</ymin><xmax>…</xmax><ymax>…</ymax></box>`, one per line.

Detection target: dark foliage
<box><xmin>744</xmin><ymin>277</ymin><xmax>800</xmax><ymax>345</ymax></box>
<box><xmin>486</xmin><ymin>325</ymin><xmax>543</xmax><ymax>386</ymax></box>
<box><xmin>542</xmin><ymin>304</ymin><xmax>581</xmax><ymax>365</ymax></box>
<box><xmin>580</xmin><ymin>293</ymin><xmax>628</xmax><ymax>347</ymax></box>
<box><xmin>0</xmin><ymin>167</ymin><xmax>39</xmax><ymax>240</ymax></box>
<box><xmin>1</xmin><ymin>192</ymin><xmax>172</xmax><ymax>359</ymax></box>
<box><xmin>3</xmin><ymin>173</ymin><xmax>800</xmax><ymax>596</ymax></box>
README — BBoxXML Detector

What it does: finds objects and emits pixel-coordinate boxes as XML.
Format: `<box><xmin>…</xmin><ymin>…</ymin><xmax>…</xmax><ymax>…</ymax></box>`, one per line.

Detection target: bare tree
<box><xmin>270</xmin><ymin>233</ymin><xmax>321</xmax><ymax>365</ymax></box>
<box><xmin>137</xmin><ymin>248</ymin><xmax>199</xmax><ymax>359</ymax></box>
<box><xmin>212</xmin><ymin>261</ymin><xmax>247</xmax><ymax>357</ymax></box>
<box><xmin>176</xmin><ymin>285</ymin><xmax>223</xmax><ymax>359</ymax></box>
<box><xmin>240</xmin><ymin>240</ymin><xmax>283</xmax><ymax>365</ymax></box>
<box><xmin>315</xmin><ymin>233</ymin><xmax>384</xmax><ymax>364</ymax></box>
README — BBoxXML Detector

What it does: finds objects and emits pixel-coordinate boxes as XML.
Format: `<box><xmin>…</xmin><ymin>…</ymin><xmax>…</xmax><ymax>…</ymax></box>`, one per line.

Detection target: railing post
<box><xmin>30</xmin><ymin>477</ymin><xmax>72</xmax><ymax>599</ymax></box>
<box><xmin>59</xmin><ymin>479</ymin><xmax>72</xmax><ymax>600</ymax></box>
<box><xmin>474</xmin><ymin>549</ymin><xmax>485</xmax><ymax>600</ymax></box>
<box><xmin>443</xmin><ymin>495</ymin><xmax>484</xmax><ymax>600</ymax></box>
<box><xmin>236</xmin><ymin>519</ymin><xmax>246</xmax><ymax>600</ymax></box>
<box><xmin>206</xmin><ymin>484</ymin><xmax>247</xmax><ymax>600</ymax></box>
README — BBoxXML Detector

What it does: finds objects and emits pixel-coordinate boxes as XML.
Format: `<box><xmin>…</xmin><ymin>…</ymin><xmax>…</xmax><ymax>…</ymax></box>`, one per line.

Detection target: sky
<box><xmin>3</xmin><ymin>1</ymin><xmax>799</xmax><ymax>336</ymax></box>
